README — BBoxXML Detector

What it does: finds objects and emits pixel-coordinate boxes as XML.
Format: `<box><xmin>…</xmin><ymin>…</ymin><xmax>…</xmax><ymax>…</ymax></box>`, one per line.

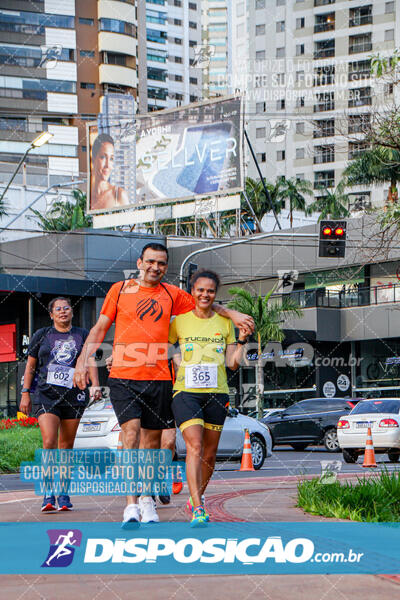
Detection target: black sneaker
<box><xmin>158</xmin><ymin>494</ymin><xmax>171</xmax><ymax>505</ymax></box>
<box><xmin>57</xmin><ymin>494</ymin><xmax>73</xmax><ymax>511</ymax></box>
<box><xmin>41</xmin><ymin>495</ymin><xmax>56</xmax><ymax>512</ymax></box>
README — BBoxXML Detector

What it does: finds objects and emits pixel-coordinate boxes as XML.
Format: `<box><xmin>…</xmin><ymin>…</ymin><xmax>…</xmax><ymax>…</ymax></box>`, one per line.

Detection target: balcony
<box><xmin>314</xmin><ymin>172</ymin><xmax>334</xmax><ymax>188</ymax></box>
<box><xmin>314</xmin><ymin>17</ymin><xmax>335</xmax><ymax>34</ymax></box>
<box><xmin>99</xmin><ymin>64</ymin><xmax>137</xmax><ymax>88</ymax></box>
<box><xmin>314</xmin><ymin>100</ymin><xmax>335</xmax><ymax>112</ymax></box>
<box><xmin>349</xmin><ymin>14</ymin><xmax>372</xmax><ymax>27</ymax></box>
<box><xmin>314</xmin><ymin>150</ymin><xmax>335</xmax><ymax>163</ymax></box>
<box><xmin>348</xmin><ymin>60</ymin><xmax>371</xmax><ymax>81</ymax></box>
<box><xmin>348</xmin><ymin>90</ymin><xmax>371</xmax><ymax>108</ymax></box>
<box><xmin>349</xmin><ymin>42</ymin><xmax>372</xmax><ymax>54</ymax></box>
<box><xmin>313</xmin><ymin>121</ymin><xmax>335</xmax><ymax>138</ymax></box>
<box><xmin>314</xmin><ymin>0</ymin><xmax>335</xmax><ymax>6</ymax></box>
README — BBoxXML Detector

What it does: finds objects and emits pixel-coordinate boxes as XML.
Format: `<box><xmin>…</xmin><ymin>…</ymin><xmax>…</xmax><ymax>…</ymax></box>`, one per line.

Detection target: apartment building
<box><xmin>137</xmin><ymin>0</ymin><xmax>202</xmax><ymax>113</ymax></box>
<box><xmin>201</xmin><ymin>0</ymin><xmax>234</xmax><ymax>98</ymax></box>
<box><xmin>0</xmin><ymin>0</ymin><xmax>137</xmax><ymax>183</ymax></box>
<box><xmin>233</xmin><ymin>0</ymin><xmax>398</xmax><ymax>210</ymax></box>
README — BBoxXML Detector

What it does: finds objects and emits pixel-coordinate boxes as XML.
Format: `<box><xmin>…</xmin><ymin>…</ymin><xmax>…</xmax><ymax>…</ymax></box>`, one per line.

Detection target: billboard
<box><xmin>87</xmin><ymin>95</ymin><xmax>243</xmax><ymax>215</ymax></box>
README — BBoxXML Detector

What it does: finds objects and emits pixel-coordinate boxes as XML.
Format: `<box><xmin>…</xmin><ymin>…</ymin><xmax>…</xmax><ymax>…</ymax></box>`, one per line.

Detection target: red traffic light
<box><xmin>334</xmin><ymin>227</ymin><xmax>344</xmax><ymax>237</ymax></box>
<box><xmin>322</xmin><ymin>226</ymin><xmax>332</xmax><ymax>236</ymax></box>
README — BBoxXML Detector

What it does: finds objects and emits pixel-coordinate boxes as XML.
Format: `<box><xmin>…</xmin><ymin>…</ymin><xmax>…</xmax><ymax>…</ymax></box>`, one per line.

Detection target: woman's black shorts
<box><xmin>171</xmin><ymin>391</ymin><xmax>229</xmax><ymax>432</ymax></box>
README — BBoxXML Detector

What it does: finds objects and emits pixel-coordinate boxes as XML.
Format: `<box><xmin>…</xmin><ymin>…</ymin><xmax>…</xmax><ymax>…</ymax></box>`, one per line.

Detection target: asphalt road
<box><xmin>1</xmin><ymin>446</ymin><xmax>399</xmax><ymax>492</ymax></box>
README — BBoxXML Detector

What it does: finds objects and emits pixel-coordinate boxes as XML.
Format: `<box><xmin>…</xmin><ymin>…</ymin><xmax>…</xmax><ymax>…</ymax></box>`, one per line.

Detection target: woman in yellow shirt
<box><xmin>169</xmin><ymin>269</ymin><xmax>247</xmax><ymax>527</ymax></box>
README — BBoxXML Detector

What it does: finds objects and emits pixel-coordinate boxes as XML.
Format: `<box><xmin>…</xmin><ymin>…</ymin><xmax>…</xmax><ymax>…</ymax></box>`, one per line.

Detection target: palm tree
<box><xmin>344</xmin><ymin>146</ymin><xmax>400</xmax><ymax>205</ymax></box>
<box><xmin>30</xmin><ymin>189</ymin><xmax>92</xmax><ymax>231</ymax></box>
<box><xmin>241</xmin><ymin>177</ymin><xmax>283</xmax><ymax>232</ymax></box>
<box><xmin>228</xmin><ymin>286</ymin><xmax>303</xmax><ymax>418</ymax></box>
<box><xmin>306</xmin><ymin>181</ymin><xmax>350</xmax><ymax>221</ymax></box>
<box><xmin>0</xmin><ymin>197</ymin><xmax>8</xmax><ymax>220</ymax></box>
<box><xmin>278</xmin><ymin>177</ymin><xmax>313</xmax><ymax>228</ymax></box>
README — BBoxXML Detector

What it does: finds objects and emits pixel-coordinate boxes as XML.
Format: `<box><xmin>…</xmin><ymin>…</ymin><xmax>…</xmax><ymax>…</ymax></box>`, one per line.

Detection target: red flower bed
<box><xmin>0</xmin><ymin>417</ymin><xmax>39</xmax><ymax>430</ymax></box>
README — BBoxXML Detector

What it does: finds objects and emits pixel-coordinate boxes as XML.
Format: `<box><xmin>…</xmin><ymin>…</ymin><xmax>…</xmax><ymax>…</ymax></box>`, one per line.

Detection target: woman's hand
<box><xmin>19</xmin><ymin>392</ymin><xmax>31</xmax><ymax>416</ymax></box>
<box><xmin>90</xmin><ymin>387</ymin><xmax>103</xmax><ymax>402</ymax></box>
<box><xmin>230</xmin><ymin>310</ymin><xmax>255</xmax><ymax>336</ymax></box>
<box><xmin>238</xmin><ymin>327</ymin><xmax>249</xmax><ymax>343</ymax></box>
<box><xmin>73</xmin><ymin>359</ymin><xmax>91</xmax><ymax>390</ymax></box>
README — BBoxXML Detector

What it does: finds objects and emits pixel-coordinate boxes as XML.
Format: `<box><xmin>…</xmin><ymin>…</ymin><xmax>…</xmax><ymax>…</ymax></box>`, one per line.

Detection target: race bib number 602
<box><xmin>46</xmin><ymin>364</ymin><xmax>74</xmax><ymax>389</ymax></box>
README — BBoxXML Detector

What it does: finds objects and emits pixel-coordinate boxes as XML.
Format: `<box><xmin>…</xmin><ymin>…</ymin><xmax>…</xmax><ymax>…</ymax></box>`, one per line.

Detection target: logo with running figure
<box><xmin>51</xmin><ymin>339</ymin><xmax>78</xmax><ymax>365</ymax></box>
<box><xmin>136</xmin><ymin>298</ymin><xmax>163</xmax><ymax>322</ymax></box>
<box><xmin>41</xmin><ymin>529</ymin><xmax>82</xmax><ymax>568</ymax></box>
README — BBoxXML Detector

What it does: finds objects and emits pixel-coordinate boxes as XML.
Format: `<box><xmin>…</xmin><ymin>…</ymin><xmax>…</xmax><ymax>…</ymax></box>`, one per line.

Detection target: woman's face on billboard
<box><xmin>94</xmin><ymin>142</ymin><xmax>114</xmax><ymax>182</ymax></box>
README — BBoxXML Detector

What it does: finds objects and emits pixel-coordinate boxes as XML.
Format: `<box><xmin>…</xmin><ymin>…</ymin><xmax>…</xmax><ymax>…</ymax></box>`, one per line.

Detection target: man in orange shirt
<box><xmin>74</xmin><ymin>243</ymin><xmax>254</xmax><ymax>526</ymax></box>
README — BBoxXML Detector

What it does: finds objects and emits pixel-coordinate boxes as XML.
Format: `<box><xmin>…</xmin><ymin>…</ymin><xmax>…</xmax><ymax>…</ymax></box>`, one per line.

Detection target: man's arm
<box><xmin>212</xmin><ymin>304</ymin><xmax>255</xmax><ymax>336</ymax></box>
<box><xmin>73</xmin><ymin>314</ymin><xmax>112</xmax><ymax>390</ymax></box>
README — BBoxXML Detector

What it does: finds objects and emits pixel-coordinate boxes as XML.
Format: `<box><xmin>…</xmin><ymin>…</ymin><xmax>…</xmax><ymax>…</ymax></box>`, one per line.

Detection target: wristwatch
<box><xmin>21</xmin><ymin>388</ymin><xmax>30</xmax><ymax>393</ymax></box>
<box><xmin>237</xmin><ymin>339</ymin><xmax>248</xmax><ymax>345</ymax></box>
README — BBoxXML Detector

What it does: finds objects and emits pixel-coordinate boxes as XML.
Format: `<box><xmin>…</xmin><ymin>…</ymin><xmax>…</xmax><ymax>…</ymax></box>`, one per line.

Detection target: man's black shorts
<box><xmin>33</xmin><ymin>391</ymin><xmax>88</xmax><ymax>420</ymax></box>
<box><xmin>171</xmin><ymin>391</ymin><xmax>229</xmax><ymax>432</ymax></box>
<box><xmin>108</xmin><ymin>378</ymin><xmax>174</xmax><ymax>430</ymax></box>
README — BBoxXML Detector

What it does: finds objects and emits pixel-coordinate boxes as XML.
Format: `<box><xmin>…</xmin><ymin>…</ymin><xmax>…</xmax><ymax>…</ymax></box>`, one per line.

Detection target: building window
<box><xmin>296</xmin><ymin>44</ymin><xmax>305</xmax><ymax>56</ymax></box>
<box><xmin>189</xmin><ymin>77</ymin><xmax>197</xmax><ymax>84</ymax></box>
<box><xmin>296</xmin><ymin>173</ymin><xmax>305</xmax><ymax>181</ymax></box>
<box><xmin>276</xmin><ymin>98</ymin><xmax>285</xmax><ymax>110</ymax></box>
<box><xmin>189</xmin><ymin>21</ymin><xmax>197</xmax><ymax>29</ymax></box>
<box><xmin>348</xmin><ymin>141</ymin><xmax>369</xmax><ymax>159</ymax></box>
<box><xmin>296</xmin><ymin>70</ymin><xmax>304</xmax><ymax>84</ymax></box>
<box><xmin>147</xmin><ymin>28</ymin><xmax>167</xmax><ymax>43</ymax></box>
<box><xmin>256</xmin><ymin>127</ymin><xmax>266</xmax><ymax>138</ymax></box>
<box><xmin>296</xmin><ymin>148</ymin><xmax>305</xmax><ymax>159</ymax></box>
<box><xmin>190</xmin><ymin>95</ymin><xmax>197</xmax><ymax>102</ymax></box>
<box><xmin>257</xmin><ymin>152</ymin><xmax>266</xmax><ymax>162</ymax></box>
<box><xmin>103</xmin><ymin>52</ymin><xmax>128</xmax><ymax>66</ymax></box>
<box><xmin>385</xmin><ymin>82</ymin><xmax>394</xmax><ymax>94</ymax></box>
<box><xmin>349</xmin><ymin>5</ymin><xmax>372</xmax><ymax>27</ymax></box>
<box><xmin>296</xmin><ymin>17</ymin><xmax>305</xmax><ymax>29</ymax></box>
<box><xmin>79</xmin><ymin>18</ymin><xmax>94</xmax><ymax>26</ymax></box>
<box><xmin>314</xmin><ymin>0</ymin><xmax>335</xmax><ymax>5</ymax></box>
<box><xmin>276</xmin><ymin>0</ymin><xmax>285</xmax><ymax>5</ymax></box>
<box><xmin>80</xmin><ymin>82</ymin><xmax>95</xmax><ymax>89</ymax></box>
<box><xmin>256</xmin><ymin>24</ymin><xmax>266</xmax><ymax>35</ymax></box>
<box><xmin>276</xmin><ymin>21</ymin><xmax>285</xmax><ymax>32</ymax></box>
<box><xmin>256</xmin><ymin>50</ymin><xmax>266</xmax><ymax>60</ymax></box>
<box><xmin>276</xmin><ymin>47</ymin><xmax>285</xmax><ymax>58</ymax></box>
<box><xmin>349</xmin><ymin>33</ymin><xmax>372</xmax><ymax>54</ymax></box>
<box><xmin>314</xmin><ymin>65</ymin><xmax>335</xmax><ymax>85</ymax></box>
<box><xmin>277</xmin><ymin>150</ymin><xmax>285</xmax><ymax>161</ymax></box>
<box><xmin>148</xmin><ymin>67</ymin><xmax>167</xmax><ymax>81</ymax></box>
<box><xmin>296</xmin><ymin>96</ymin><xmax>305</xmax><ymax>108</ymax></box>
<box><xmin>348</xmin><ymin>86</ymin><xmax>371</xmax><ymax>107</ymax></box>
<box><xmin>385</xmin><ymin>1</ymin><xmax>395</xmax><ymax>13</ymax></box>
<box><xmin>348</xmin><ymin>114</ymin><xmax>370</xmax><ymax>134</ymax></box>
<box><xmin>100</xmin><ymin>18</ymin><xmax>136</xmax><ymax>37</ymax></box>
<box><xmin>174</xmin><ymin>0</ymin><xmax>182</xmax><ymax>5</ymax></box>
<box><xmin>173</xmin><ymin>18</ymin><xmax>182</xmax><ymax>26</ymax></box>
<box><xmin>256</xmin><ymin>0</ymin><xmax>266</xmax><ymax>8</ymax></box>
<box><xmin>314</xmin><ymin>91</ymin><xmax>334</xmax><ymax>111</ymax></box>
<box><xmin>313</xmin><ymin>119</ymin><xmax>335</xmax><ymax>137</ymax></box>
<box><xmin>173</xmin><ymin>37</ymin><xmax>182</xmax><ymax>44</ymax></box>
<box><xmin>314</xmin><ymin>170</ymin><xmax>335</xmax><ymax>189</ymax></box>
<box><xmin>80</xmin><ymin>50</ymin><xmax>94</xmax><ymax>57</ymax></box>
<box><xmin>189</xmin><ymin>2</ymin><xmax>197</xmax><ymax>9</ymax></box>
<box><xmin>385</xmin><ymin>29</ymin><xmax>394</xmax><ymax>41</ymax></box>
<box><xmin>314</xmin><ymin>39</ymin><xmax>335</xmax><ymax>59</ymax></box>
<box><xmin>348</xmin><ymin>59</ymin><xmax>371</xmax><ymax>81</ymax></box>
<box><xmin>314</xmin><ymin>144</ymin><xmax>335</xmax><ymax>164</ymax></box>
<box><xmin>276</xmin><ymin>73</ymin><xmax>285</xmax><ymax>85</ymax></box>
<box><xmin>256</xmin><ymin>101</ymin><xmax>266</xmax><ymax>113</ymax></box>
<box><xmin>172</xmin><ymin>56</ymin><xmax>183</xmax><ymax>63</ymax></box>
<box><xmin>0</xmin><ymin>10</ymin><xmax>74</xmax><ymax>34</ymax></box>
<box><xmin>314</xmin><ymin>12</ymin><xmax>335</xmax><ymax>33</ymax></box>
<box><xmin>296</xmin><ymin>122</ymin><xmax>305</xmax><ymax>134</ymax></box>
<box><xmin>172</xmin><ymin>74</ymin><xmax>183</xmax><ymax>81</ymax></box>
<box><xmin>81</xmin><ymin>145</ymin><xmax>87</xmax><ymax>152</ymax></box>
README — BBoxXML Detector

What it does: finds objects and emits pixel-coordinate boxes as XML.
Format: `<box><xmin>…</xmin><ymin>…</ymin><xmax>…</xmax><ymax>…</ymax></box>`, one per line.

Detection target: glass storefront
<box><xmin>0</xmin><ymin>362</ymin><xmax>17</xmax><ymax>417</ymax></box>
<box><xmin>354</xmin><ymin>339</ymin><xmax>400</xmax><ymax>398</ymax></box>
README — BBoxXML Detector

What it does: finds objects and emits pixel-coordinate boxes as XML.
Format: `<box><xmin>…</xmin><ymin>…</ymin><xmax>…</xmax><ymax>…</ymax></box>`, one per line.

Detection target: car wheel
<box><xmin>290</xmin><ymin>443</ymin><xmax>309</xmax><ymax>451</ymax></box>
<box><xmin>250</xmin><ymin>435</ymin><xmax>266</xmax><ymax>470</ymax></box>
<box><xmin>323</xmin><ymin>428</ymin><xmax>339</xmax><ymax>452</ymax></box>
<box><xmin>342</xmin><ymin>449</ymin><xmax>358</xmax><ymax>463</ymax></box>
<box><xmin>388</xmin><ymin>451</ymin><xmax>400</xmax><ymax>463</ymax></box>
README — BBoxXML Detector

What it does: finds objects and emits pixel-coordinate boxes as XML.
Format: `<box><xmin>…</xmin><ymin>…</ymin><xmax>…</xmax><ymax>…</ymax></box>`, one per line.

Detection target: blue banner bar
<box><xmin>1</xmin><ymin>522</ymin><xmax>399</xmax><ymax>574</ymax></box>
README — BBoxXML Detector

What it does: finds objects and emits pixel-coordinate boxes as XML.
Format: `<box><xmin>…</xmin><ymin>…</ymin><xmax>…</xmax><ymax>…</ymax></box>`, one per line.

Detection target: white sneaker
<box><xmin>122</xmin><ymin>503</ymin><xmax>140</xmax><ymax>529</ymax></box>
<box><xmin>139</xmin><ymin>496</ymin><xmax>160</xmax><ymax>523</ymax></box>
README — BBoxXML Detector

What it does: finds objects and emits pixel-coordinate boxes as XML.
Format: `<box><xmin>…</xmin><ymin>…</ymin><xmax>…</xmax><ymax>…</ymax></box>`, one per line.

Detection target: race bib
<box><xmin>185</xmin><ymin>364</ymin><xmax>218</xmax><ymax>389</ymax></box>
<box><xmin>46</xmin><ymin>364</ymin><xmax>74</xmax><ymax>389</ymax></box>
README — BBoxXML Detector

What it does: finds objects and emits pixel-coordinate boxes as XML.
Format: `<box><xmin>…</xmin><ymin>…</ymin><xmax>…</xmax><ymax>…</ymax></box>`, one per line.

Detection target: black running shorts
<box><xmin>33</xmin><ymin>392</ymin><xmax>88</xmax><ymax>420</ymax></box>
<box><xmin>108</xmin><ymin>378</ymin><xmax>174</xmax><ymax>430</ymax></box>
<box><xmin>171</xmin><ymin>391</ymin><xmax>229</xmax><ymax>432</ymax></box>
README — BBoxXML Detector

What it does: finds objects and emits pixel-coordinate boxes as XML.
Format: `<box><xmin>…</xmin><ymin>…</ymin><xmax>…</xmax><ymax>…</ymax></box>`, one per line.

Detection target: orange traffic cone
<box><xmin>240</xmin><ymin>429</ymin><xmax>255</xmax><ymax>471</ymax></box>
<box><xmin>362</xmin><ymin>427</ymin><xmax>377</xmax><ymax>468</ymax></box>
<box><xmin>117</xmin><ymin>431</ymin><xmax>123</xmax><ymax>450</ymax></box>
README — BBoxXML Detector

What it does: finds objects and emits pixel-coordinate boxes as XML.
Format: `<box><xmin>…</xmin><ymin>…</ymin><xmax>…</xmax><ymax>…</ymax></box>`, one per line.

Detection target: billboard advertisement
<box><xmin>87</xmin><ymin>95</ymin><xmax>243</xmax><ymax>214</ymax></box>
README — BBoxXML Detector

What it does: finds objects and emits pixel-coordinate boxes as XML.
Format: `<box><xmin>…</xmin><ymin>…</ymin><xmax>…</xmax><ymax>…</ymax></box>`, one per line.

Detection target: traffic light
<box><xmin>186</xmin><ymin>262</ymin><xmax>198</xmax><ymax>292</ymax></box>
<box><xmin>319</xmin><ymin>220</ymin><xmax>347</xmax><ymax>258</ymax></box>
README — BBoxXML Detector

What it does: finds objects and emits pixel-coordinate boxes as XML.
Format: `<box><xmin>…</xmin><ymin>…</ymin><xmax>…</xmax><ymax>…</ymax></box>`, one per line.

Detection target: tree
<box><xmin>240</xmin><ymin>177</ymin><xmax>283</xmax><ymax>232</ymax></box>
<box><xmin>306</xmin><ymin>181</ymin><xmax>350</xmax><ymax>221</ymax></box>
<box><xmin>344</xmin><ymin>146</ymin><xmax>400</xmax><ymax>205</ymax></box>
<box><xmin>30</xmin><ymin>189</ymin><xmax>92</xmax><ymax>231</ymax></box>
<box><xmin>278</xmin><ymin>177</ymin><xmax>313</xmax><ymax>228</ymax></box>
<box><xmin>0</xmin><ymin>196</ymin><xmax>8</xmax><ymax>220</ymax></box>
<box><xmin>228</xmin><ymin>286</ymin><xmax>302</xmax><ymax>418</ymax></box>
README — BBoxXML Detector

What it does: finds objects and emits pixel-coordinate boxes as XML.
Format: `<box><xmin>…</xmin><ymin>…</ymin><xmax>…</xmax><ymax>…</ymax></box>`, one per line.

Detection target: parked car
<box><xmin>262</xmin><ymin>398</ymin><xmax>358</xmax><ymax>452</ymax></box>
<box><xmin>74</xmin><ymin>400</ymin><xmax>272</xmax><ymax>470</ymax></box>
<box><xmin>247</xmin><ymin>408</ymin><xmax>285</xmax><ymax>420</ymax></box>
<box><xmin>337</xmin><ymin>398</ymin><xmax>400</xmax><ymax>463</ymax></box>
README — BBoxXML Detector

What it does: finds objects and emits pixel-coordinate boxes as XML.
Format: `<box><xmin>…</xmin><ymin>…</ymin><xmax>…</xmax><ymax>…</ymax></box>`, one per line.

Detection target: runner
<box><xmin>19</xmin><ymin>297</ymin><xmax>100</xmax><ymax>512</ymax></box>
<box><xmin>73</xmin><ymin>243</ymin><xmax>254</xmax><ymax>527</ymax></box>
<box><xmin>168</xmin><ymin>269</ymin><xmax>247</xmax><ymax>527</ymax></box>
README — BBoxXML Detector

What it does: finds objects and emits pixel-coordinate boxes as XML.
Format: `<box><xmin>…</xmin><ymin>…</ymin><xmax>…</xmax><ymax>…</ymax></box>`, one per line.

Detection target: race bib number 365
<box><xmin>185</xmin><ymin>364</ymin><xmax>218</xmax><ymax>388</ymax></box>
<box><xmin>47</xmin><ymin>364</ymin><xmax>74</xmax><ymax>388</ymax></box>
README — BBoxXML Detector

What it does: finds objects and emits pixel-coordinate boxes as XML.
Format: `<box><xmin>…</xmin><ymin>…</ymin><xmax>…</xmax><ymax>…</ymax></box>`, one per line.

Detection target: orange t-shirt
<box><xmin>101</xmin><ymin>281</ymin><xmax>195</xmax><ymax>380</ymax></box>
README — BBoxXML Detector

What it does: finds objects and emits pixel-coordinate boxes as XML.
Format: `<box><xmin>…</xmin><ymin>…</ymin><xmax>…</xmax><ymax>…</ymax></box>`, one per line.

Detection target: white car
<box><xmin>337</xmin><ymin>398</ymin><xmax>400</xmax><ymax>463</ymax></box>
<box><xmin>74</xmin><ymin>399</ymin><xmax>273</xmax><ymax>470</ymax></box>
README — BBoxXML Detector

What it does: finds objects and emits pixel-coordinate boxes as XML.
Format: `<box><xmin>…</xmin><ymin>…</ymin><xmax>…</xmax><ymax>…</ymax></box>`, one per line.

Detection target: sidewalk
<box><xmin>0</xmin><ymin>474</ymin><xmax>399</xmax><ymax>600</ymax></box>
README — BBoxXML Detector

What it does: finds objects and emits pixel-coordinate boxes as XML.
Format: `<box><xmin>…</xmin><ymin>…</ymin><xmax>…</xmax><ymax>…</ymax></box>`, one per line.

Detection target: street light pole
<box><xmin>0</xmin><ymin>147</ymin><xmax>31</xmax><ymax>204</ymax></box>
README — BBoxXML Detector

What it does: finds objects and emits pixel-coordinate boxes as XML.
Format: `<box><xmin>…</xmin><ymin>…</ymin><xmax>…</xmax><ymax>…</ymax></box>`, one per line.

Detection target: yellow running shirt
<box><xmin>168</xmin><ymin>311</ymin><xmax>236</xmax><ymax>394</ymax></box>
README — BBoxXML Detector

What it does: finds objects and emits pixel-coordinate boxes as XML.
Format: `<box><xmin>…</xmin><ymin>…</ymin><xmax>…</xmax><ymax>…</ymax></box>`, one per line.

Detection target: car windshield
<box><xmin>351</xmin><ymin>400</ymin><xmax>400</xmax><ymax>415</ymax></box>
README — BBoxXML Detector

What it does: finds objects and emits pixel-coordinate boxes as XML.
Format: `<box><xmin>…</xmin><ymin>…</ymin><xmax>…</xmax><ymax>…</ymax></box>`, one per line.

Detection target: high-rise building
<box><xmin>233</xmin><ymin>0</ymin><xmax>398</xmax><ymax>210</ymax></box>
<box><xmin>201</xmin><ymin>0</ymin><xmax>233</xmax><ymax>98</ymax></box>
<box><xmin>137</xmin><ymin>0</ymin><xmax>202</xmax><ymax>113</ymax></box>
